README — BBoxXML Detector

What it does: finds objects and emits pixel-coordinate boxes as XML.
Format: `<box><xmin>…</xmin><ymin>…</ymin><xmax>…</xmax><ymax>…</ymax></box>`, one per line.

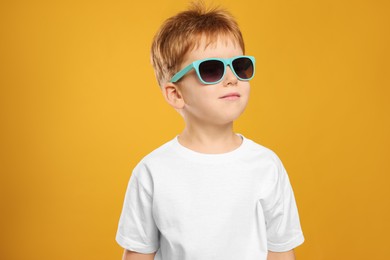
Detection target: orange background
<box><xmin>1</xmin><ymin>0</ymin><xmax>389</xmax><ymax>259</ymax></box>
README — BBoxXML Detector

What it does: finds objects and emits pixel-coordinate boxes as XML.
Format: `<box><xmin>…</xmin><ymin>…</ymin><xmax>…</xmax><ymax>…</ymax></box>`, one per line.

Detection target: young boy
<box><xmin>116</xmin><ymin>3</ymin><xmax>304</xmax><ymax>260</ymax></box>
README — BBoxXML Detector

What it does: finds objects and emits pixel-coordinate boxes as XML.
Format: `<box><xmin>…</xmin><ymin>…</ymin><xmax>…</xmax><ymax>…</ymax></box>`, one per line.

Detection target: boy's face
<box><xmin>175</xmin><ymin>35</ymin><xmax>250</xmax><ymax>126</ymax></box>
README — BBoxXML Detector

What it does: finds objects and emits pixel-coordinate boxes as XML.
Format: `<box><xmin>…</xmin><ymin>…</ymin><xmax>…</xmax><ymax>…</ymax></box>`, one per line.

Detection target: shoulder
<box><xmin>242</xmin><ymin>135</ymin><xmax>283</xmax><ymax>163</ymax></box>
<box><xmin>241</xmin><ymin>135</ymin><xmax>288</xmax><ymax>181</ymax></box>
<box><xmin>139</xmin><ymin>137</ymin><xmax>177</xmax><ymax>164</ymax></box>
<box><xmin>128</xmin><ymin>137</ymin><xmax>178</xmax><ymax>194</ymax></box>
<box><xmin>131</xmin><ymin>136</ymin><xmax>177</xmax><ymax>177</ymax></box>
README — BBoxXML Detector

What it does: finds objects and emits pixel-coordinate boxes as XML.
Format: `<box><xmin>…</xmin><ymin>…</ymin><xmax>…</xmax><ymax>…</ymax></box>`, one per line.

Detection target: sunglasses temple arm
<box><xmin>170</xmin><ymin>64</ymin><xmax>194</xmax><ymax>83</ymax></box>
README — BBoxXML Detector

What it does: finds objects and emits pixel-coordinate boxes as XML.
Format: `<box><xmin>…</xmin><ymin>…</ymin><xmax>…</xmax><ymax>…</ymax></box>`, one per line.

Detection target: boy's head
<box><xmin>150</xmin><ymin>2</ymin><xmax>254</xmax><ymax>126</ymax></box>
<box><xmin>151</xmin><ymin>2</ymin><xmax>245</xmax><ymax>88</ymax></box>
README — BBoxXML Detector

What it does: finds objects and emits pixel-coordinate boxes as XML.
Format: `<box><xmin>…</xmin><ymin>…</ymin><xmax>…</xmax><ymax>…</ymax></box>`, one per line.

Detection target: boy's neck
<box><xmin>177</xmin><ymin>123</ymin><xmax>242</xmax><ymax>154</ymax></box>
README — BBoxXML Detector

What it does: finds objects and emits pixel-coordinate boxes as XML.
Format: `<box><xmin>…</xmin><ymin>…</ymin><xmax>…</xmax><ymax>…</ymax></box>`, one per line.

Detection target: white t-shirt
<box><xmin>116</xmin><ymin>134</ymin><xmax>304</xmax><ymax>259</ymax></box>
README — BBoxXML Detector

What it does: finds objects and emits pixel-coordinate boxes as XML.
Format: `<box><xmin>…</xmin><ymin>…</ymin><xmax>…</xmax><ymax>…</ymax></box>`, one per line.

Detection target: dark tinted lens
<box><xmin>232</xmin><ymin>57</ymin><xmax>254</xmax><ymax>79</ymax></box>
<box><xmin>199</xmin><ymin>60</ymin><xmax>224</xmax><ymax>83</ymax></box>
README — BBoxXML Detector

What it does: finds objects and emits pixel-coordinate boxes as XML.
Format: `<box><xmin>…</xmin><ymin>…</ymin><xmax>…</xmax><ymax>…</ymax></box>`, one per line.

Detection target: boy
<box><xmin>116</xmin><ymin>3</ymin><xmax>304</xmax><ymax>260</ymax></box>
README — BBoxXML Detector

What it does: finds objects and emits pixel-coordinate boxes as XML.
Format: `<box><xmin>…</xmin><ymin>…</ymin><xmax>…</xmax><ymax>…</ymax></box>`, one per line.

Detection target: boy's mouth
<box><xmin>219</xmin><ymin>92</ymin><xmax>241</xmax><ymax>99</ymax></box>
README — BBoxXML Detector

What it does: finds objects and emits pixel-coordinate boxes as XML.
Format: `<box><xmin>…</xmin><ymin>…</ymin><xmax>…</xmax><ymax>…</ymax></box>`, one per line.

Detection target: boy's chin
<box><xmin>183</xmin><ymin>108</ymin><xmax>247</xmax><ymax>126</ymax></box>
<box><xmin>210</xmin><ymin>111</ymin><xmax>246</xmax><ymax>125</ymax></box>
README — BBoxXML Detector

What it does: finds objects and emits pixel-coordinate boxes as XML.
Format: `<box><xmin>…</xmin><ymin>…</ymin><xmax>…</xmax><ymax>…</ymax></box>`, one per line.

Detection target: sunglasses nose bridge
<box><xmin>224</xmin><ymin>60</ymin><xmax>233</xmax><ymax>74</ymax></box>
<box><xmin>225</xmin><ymin>64</ymin><xmax>234</xmax><ymax>74</ymax></box>
<box><xmin>226</xmin><ymin>58</ymin><xmax>239</xmax><ymax>74</ymax></box>
<box><xmin>223</xmin><ymin>63</ymin><xmax>239</xmax><ymax>84</ymax></box>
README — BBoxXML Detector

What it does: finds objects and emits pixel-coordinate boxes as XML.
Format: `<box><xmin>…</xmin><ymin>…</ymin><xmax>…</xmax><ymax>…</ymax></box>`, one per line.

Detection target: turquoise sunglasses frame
<box><xmin>170</xmin><ymin>55</ymin><xmax>256</xmax><ymax>85</ymax></box>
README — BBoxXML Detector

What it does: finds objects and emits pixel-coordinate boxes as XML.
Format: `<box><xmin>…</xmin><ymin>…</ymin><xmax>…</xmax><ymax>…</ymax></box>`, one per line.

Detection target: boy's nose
<box><xmin>223</xmin><ymin>65</ymin><xmax>238</xmax><ymax>86</ymax></box>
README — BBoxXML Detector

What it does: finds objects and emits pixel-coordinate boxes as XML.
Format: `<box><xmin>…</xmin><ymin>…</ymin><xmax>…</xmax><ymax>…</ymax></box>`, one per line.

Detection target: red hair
<box><xmin>150</xmin><ymin>1</ymin><xmax>245</xmax><ymax>88</ymax></box>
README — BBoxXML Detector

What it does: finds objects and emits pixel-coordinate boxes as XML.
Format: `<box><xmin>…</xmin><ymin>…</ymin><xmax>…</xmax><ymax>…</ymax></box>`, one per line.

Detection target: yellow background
<box><xmin>1</xmin><ymin>0</ymin><xmax>389</xmax><ymax>259</ymax></box>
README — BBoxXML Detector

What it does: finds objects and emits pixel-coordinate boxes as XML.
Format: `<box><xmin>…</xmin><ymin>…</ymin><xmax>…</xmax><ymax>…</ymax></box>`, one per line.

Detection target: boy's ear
<box><xmin>161</xmin><ymin>82</ymin><xmax>185</xmax><ymax>109</ymax></box>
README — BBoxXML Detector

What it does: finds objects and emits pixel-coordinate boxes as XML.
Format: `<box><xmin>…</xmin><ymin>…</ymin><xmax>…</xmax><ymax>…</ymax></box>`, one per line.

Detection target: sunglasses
<box><xmin>170</xmin><ymin>55</ymin><xmax>255</xmax><ymax>85</ymax></box>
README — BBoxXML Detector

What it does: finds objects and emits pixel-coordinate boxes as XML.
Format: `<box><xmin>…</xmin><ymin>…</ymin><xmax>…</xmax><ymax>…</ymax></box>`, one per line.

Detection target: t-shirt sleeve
<box><xmin>261</xmin><ymin>154</ymin><xmax>305</xmax><ymax>252</ymax></box>
<box><xmin>116</xmin><ymin>162</ymin><xmax>160</xmax><ymax>253</ymax></box>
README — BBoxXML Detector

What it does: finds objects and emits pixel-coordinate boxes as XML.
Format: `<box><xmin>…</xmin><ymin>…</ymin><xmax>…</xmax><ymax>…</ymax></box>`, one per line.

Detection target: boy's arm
<box><xmin>122</xmin><ymin>249</ymin><xmax>156</xmax><ymax>260</ymax></box>
<box><xmin>267</xmin><ymin>249</ymin><xmax>296</xmax><ymax>260</ymax></box>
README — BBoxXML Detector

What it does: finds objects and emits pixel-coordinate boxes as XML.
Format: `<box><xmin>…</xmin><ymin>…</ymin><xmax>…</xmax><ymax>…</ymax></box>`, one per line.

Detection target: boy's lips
<box><xmin>219</xmin><ymin>92</ymin><xmax>241</xmax><ymax>99</ymax></box>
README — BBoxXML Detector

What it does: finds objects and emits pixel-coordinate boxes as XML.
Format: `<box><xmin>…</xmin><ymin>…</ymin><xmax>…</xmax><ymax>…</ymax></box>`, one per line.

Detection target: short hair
<box><xmin>150</xmin><ymin>1</ymin><xmax>245</xmax><ymax>88</ymax></box>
